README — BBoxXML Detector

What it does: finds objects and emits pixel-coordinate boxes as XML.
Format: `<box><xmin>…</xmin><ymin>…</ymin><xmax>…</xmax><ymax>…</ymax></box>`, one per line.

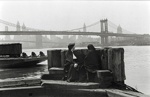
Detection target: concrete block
<box><xmin>96</xmin><ymin>70</ymin><xmax>113</xmax><ymax>88</ymax></box>
<box><xmin>41</xmin><ymin>67</ymin><xmax>64</xmax><ymax>80</ymax></box>
<box><xmin>49</xmin><ymin>67</ymin><xmax>64</xmax><ymax>74</ymax></box>
<box><xmin>41</xmin><ymin>74</ymin><xmax>64</xmax><ymax>80</ymax></box>
<box><xmin>97</xmin><ymin>70</ymin><xmax>112</xmax><ymax>77</ymax></box>
<box><xmin>42</xmin><ymin>80</ymin><xmax>100</xmax><ymax>89</ymax></box>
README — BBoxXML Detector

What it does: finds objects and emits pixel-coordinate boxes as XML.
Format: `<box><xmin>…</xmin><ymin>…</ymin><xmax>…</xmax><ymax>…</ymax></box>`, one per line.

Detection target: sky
<box><xmin>0</xmin><ymin>0</ymin><xmax>150</xmax><ymax>34</ymax></box>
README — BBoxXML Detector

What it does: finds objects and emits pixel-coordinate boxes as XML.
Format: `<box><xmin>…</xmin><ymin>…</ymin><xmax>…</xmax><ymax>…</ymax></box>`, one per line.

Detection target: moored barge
<box><xmin>0</xmin><ymin>43</ymin><xmax>47</xmax><ymax>68</ymax></box>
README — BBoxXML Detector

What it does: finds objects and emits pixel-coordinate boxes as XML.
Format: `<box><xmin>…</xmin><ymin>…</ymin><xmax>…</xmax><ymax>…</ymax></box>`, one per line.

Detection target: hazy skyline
<box><xmin>0</xmin><ymin>1</ymin><xmax>150</xmax><ymax>34</ymax></box>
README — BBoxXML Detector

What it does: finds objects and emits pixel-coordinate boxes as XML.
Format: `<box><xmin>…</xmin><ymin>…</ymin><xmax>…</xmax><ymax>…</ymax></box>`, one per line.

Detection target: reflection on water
<box><xmin>0</xmin><ymin>46</ymin><xmax>150</xmax><ymax>95</ymax></box>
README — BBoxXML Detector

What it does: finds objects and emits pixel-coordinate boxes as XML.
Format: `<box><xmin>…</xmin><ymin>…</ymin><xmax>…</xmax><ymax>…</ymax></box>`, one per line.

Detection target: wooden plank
<box><xmin>47</xmin><ymin>50</ymin><xmax>52</xmax><ymax>69</ymax></box>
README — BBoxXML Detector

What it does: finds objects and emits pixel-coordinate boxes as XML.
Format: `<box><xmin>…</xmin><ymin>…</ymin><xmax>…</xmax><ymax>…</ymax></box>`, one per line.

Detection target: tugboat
<box><xmin>0</xmin><ymin>43</ymin><xmax>47</xmax><ymax>68</ymax></box>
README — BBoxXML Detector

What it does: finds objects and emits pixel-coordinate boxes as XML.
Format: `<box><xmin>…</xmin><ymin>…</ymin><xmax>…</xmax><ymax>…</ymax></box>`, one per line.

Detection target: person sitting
<box><xmin>84</xmin><ymin>44</ymin><xmax>100</xmax><ymax>82</ymax></box>
<box><xmin>39</xmin><ymin>51</ymin><xmax>45</xmax><ymax>57</ymax></box>
<box><xmin>31</xmin><ymin>52</ymin><xmax>37</xmax><ymax>57</ymax></box>
<box><xmin>21</xmin><ymin>52</ymin><xmax>28</xmax><ymax>58</ymax></box>
<box><xmin>63</xmin><ymin>43</ymin><xmax>79</xmax><ymax>82</ymax></box>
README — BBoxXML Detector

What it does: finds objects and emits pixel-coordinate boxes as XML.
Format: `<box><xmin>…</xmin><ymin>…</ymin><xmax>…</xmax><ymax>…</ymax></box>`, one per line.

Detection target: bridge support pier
<box><xmin>101</xmin><ymin>36</ymin><xmax>108</xmax><ymax>45</ymax></box>
<box><xmin>105</xmin><ymin>36</ymin><xmax>108</xmax><ymax>44</ymax></box>
<box><xmin>100</xmin><ymin>19</ymin><xmax>108</xmax><ymax>45</ymax></box>
<box><xmin>36</xmin><ymin>35</ymin><xmax>43</xmax><ymax>48</ymax></box>
<box><xmin>101</xmin><ymin>36</ymin><xmax>105</xmax><ymax>45</ymax></box>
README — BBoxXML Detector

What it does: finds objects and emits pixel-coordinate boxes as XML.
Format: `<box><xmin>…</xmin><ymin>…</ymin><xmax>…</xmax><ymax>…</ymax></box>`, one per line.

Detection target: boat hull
<box><xmin>0</xmin><ymin>56</ymin><xmax>47</xmax><ymax>68</ymax></box>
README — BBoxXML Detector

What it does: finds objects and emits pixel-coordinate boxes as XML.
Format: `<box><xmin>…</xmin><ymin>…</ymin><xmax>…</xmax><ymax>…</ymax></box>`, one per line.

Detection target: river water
<box><xmin>0</xmin><ymin>46</ymin><xmax>150</xmax><ymax>95</ymax></box>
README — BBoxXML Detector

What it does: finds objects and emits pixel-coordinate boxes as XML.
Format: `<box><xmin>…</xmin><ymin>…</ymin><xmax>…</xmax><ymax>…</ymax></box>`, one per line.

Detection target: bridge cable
<box><xmin>0</xmin><ymin>19</ymin><xmax>45</xmax><ymax>31</ymax></box>
<box><xmin>108</xmin><ymin>20</ymin><xmax>135</xmax><ymax>34</ymax></box>
<box><xmin>68</xmin><ymin>20</ymin><xmax>100</xmax><ymax>31</ymax></box>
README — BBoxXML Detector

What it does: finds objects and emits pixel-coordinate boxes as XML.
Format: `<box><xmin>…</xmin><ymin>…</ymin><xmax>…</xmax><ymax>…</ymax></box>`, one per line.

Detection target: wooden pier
<box><xmin>0</xmin><ymin>47</ymin><xmax>149</xmax><ymax>97</ymax></box>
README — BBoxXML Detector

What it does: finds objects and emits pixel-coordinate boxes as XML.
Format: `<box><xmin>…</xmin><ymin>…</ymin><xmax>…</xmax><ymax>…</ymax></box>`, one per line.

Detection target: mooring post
<box><xmin>47</xmin><ymin>50</ymin><xmax>61</xmax><ymax>69</ymax></box>
<box><xmin>107</xmin><ymin>48</ymin><xmax>126</xmax><ymax>83</ymax></box>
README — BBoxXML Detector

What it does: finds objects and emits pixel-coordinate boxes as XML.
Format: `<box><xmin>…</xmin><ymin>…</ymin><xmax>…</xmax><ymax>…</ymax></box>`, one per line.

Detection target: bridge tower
<box><xmin>5</xmin><ymin>26</ymin><xmax>8</xmax><ymax>31</ymax></box>
<box><xmin>117</xmin><ymin>25</ymin><xmax>123</xmax><ymax>41</ymax></box>
<box><xmin>83</xmin><ymin>23</ymin><xmax>86</xmax><ymax>32</ymax></box>
<box><xmin>22</xmin><ymin>23</ymin><xmax>26</xmax><ymax>31</ymax></box>
<box><xmin>5</xmin><ymin>26</ymin><xmax>11</xmax><ymax>40</ymax></box>
<box><xmin>117</xmin><ymin>25</ymin><xmax>122</xmax><ymax>34</ymax></box>
<box><xmin>16</xmin><ymin>21</ymin><xmax>21</xmax><ymax>31</ymax></box>
<box><xmin>100</xmin><ymin>19</ymin><xmax>108</xmax><ymax>45</ymax></box>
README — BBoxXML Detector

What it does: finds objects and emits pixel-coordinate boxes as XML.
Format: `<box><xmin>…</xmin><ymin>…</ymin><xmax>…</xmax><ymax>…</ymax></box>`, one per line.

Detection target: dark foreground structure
<box><xmin>0</xmin><ymin>47</ymin><xmax>149</xmax><ymax>97</ymax></box>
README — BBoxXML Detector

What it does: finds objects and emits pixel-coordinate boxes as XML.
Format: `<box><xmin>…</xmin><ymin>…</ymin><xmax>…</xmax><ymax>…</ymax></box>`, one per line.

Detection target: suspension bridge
<box><xmin>0</xmin><ymin>19</ymin><xmax>149</xmax><ymax>48</ymax></box>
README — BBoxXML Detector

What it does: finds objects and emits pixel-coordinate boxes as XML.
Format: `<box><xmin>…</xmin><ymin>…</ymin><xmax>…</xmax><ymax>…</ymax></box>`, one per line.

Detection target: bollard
<box><xmin>107</xmin><ymin>48</ymin><xmax>126</xmax><ymax>82</ymax></box>
<box><xmin>96</xmin><ymin>70</ymin><xmax>113</xmax><ymax>88</ymax></box>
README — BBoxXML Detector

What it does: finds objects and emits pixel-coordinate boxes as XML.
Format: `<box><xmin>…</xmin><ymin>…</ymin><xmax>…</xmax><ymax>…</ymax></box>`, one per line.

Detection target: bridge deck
<box><xmin>0</xmin><ymin>31</ymin><xmax>148</xmax><ymax>37</ymax></box>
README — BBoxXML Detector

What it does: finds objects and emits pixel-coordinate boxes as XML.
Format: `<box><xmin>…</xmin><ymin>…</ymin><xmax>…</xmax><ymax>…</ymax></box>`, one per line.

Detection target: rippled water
<box><xmin>0</xmin><ymin>46</ymin><xmax>150</xmax><ymax>95</ymax></box>
<box><xmin>123</xmin><ymin>46</ymin><xmax>150</xmax><ymax>95</ymax></box>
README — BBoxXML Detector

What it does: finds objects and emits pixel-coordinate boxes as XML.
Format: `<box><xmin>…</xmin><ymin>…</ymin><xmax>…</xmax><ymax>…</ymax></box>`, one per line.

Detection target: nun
<box><xmin>84</xmin><ymin>44</ymin><xmax>100</xmax><ymax>82</ymax></box>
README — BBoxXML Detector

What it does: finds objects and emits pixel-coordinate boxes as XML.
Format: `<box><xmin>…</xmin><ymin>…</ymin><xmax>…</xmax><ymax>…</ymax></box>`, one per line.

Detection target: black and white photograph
<box><xmin>0</xmin><ymin>0</ymin><xmax>150</xmax><ymax>97</ymax></box>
